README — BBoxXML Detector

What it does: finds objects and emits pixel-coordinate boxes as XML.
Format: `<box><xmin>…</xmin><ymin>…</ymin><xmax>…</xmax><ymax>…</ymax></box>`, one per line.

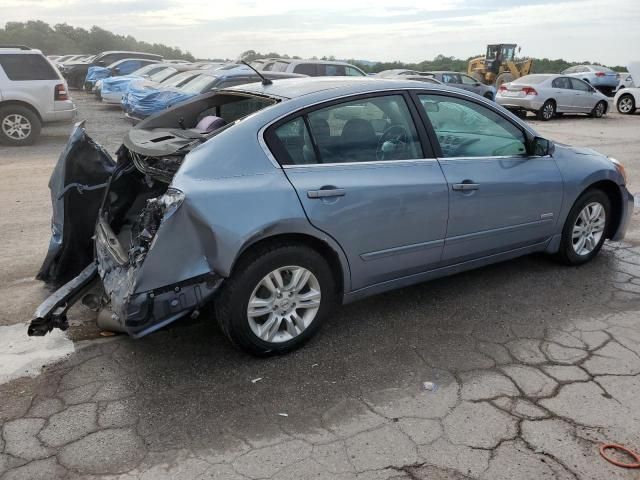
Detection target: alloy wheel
<box><xmin>247</xmin><ymin>266</ymin><xmax>321</xmax><ymax>343</ymax></box>
<box><xmin>543</xmin><ymin>103</ymin><xmax>554</xmax><ymax>120</ymax></box>
<box><xmin>572</xmin><ymin>202</ymin><xmax>606</xmax><ymax>256</ymax></box>
<box><xmin>595</xmin><ymin>102</ymin><xmax>605</xmax><ymax>117</ymax></box>
<box><xmin>618</xmin><ymin>97</ymin><xmax>633</xmax><ymax>113</ymax></box>
<box><xmin>2</xmin><ymin>114</ymin><xmax>32</xmax><ymax>140</ymax></box>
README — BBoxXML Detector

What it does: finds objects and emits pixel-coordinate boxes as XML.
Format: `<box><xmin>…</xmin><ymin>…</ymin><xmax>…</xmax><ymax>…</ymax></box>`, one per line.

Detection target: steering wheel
<box><xmin>376</xmin><ymin>124</ymin><xmax>410</xmax><ymax>161</ymax></box>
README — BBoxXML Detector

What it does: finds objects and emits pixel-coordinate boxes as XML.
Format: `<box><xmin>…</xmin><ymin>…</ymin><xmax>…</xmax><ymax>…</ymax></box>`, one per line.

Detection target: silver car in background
<box><xmin>561</xmin><ymin>65</ymin><xmax>618</xmax><ymax>95</ymax></box>
<box><xmin>496</xmin><ymin>74</ymin><xmax>609</xmax><ymax>120</ymax></box>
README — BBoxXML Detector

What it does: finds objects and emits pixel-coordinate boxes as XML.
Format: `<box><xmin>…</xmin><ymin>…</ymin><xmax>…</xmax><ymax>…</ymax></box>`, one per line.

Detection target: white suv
<box><xmin>0</xmin><ymin>46</ymin><xmax>76</xmax><ymax>145</ymax></box>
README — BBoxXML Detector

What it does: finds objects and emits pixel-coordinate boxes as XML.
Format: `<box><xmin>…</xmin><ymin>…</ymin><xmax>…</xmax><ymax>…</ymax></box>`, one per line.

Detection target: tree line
<box><xmin>0</xmin><ymin>21</ymin><xmax>195</xmax><ymax>61</ymax></box>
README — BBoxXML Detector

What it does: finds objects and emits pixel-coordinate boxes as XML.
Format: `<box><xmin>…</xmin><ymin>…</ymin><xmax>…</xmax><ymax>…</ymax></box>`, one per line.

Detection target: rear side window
<box><xmin>293</xmin><ymin>63</ymin><xmax>317</xmax><ymax>76</ymax></box>
<box><xmin>0</xmin><ymin>54</ymin><xmax>59</xmax><ymax>80</ymax></box>
<box><xmin>268</xmin><ymin>94</ymin><xmax>423</xmax><ymax>165</ymax></box>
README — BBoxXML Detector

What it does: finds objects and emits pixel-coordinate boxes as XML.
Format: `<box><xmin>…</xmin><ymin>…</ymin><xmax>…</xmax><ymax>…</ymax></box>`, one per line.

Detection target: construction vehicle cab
<box><xmin>468</xmin><ymin>43</ymin><xmax>532</xmax><ymax>88</ymax></box>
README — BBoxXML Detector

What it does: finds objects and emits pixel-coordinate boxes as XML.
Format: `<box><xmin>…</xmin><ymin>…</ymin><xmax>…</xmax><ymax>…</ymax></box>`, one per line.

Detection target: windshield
<box><xmin>179</xmin><ymin>74</ymin><xmax>217</xmax><ymax>94</ymax></box>
<box><xmin>131</xmin><ymin>64</ymin><xmax>162</xmax><ymax>76</ymax></box>
<box><xmin>149</xmin><ymin>67</ymin><xmax>177</xmax><ymax>82</ymax></box>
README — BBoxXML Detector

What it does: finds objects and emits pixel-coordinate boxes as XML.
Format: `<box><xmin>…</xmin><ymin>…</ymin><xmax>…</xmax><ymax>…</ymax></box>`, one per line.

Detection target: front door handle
<box><xmin>307</xmin><ymin>188</ymin><xmax>346</xmax><ymax>199</ymax></box>
<box><xmin>452</xmin><ymin>183</ymin><xmax>479</xmax><ymax>191</ymax></box>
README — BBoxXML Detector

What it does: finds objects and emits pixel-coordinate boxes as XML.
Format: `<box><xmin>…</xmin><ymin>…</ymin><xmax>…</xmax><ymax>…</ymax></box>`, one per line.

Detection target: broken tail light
<box><xmin>160</xmin><ymin>188</ymin><xmax>185</xmax><ymax>220</ymax></box>
<box><xmin>54</xmin><ymin>84</ymin><xmax>69</xmax><ymax>101</ymax></box>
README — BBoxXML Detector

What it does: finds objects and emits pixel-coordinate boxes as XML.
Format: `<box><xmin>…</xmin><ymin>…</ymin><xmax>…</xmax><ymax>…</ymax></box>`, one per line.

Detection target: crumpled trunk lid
<box><xmin>37</xmin><ymin>122</ymin><xmax>115</xmax><ymax>284</ymax></box>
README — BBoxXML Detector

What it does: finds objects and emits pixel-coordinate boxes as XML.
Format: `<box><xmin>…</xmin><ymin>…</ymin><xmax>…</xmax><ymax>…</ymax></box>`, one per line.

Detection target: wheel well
<box><xmin>583</xmin><ymin>180</ymin><xmax>622</xmax><ymax>238</ymax></box>
<box><xmin>0</xmin><ymin>100</ymin><xmax>42</xmax><ymax>122</ymax></box>
<box><xmin>235</xmin><ymin>233</ymin><xmax>345</xmax><ymax>295</ymax></box>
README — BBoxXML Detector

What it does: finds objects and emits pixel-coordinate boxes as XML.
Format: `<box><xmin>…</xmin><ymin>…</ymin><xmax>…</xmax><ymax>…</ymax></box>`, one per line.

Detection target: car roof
<box><xmin>273</xmin><ymin>59</ymin><xmax>358</xmax><ymax>66</ymax></box>
<box><xmin>224</xmin><ymin>76</ymin><xmax>468</xmax><ymax>100</ymax></box>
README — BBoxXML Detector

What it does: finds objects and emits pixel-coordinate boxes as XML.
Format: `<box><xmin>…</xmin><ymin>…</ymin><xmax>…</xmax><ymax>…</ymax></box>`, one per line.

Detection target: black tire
<box><xmin>537</xmin><ymin>100</ymin><xmax>555</xmax><ymax>121</ymax></box>
<box><xmin>556</xmin><ymin>189</ymin><xmax>611</xmax><ymax>266</ymax></box>
<box><xmin>483</xmin><ymin>92</ymin><xmax>494</xmax><ymax>100</ymax></box>
<box><xmin>617</xmin><ymin>94</ymin><xmax>636</xmax><ymax>114</ymax></box>
<box><xmin>591</xmin><ymin>100</ymin><xmax>607</xmax><ymax>118</ymax></box>
<box><xmin>0</xmin><ymin>105</ymin><xmax>41</xmax><ymax>146</ymax></box>
<box><xmin>513</xmin><ymin>109</ymin><xmax>528</xmax><ymax>119</ymax></box>
<box><xmin>215</xmin><ymin>243</ymin><xmax>337</xmax><ymax>356</ymax></box>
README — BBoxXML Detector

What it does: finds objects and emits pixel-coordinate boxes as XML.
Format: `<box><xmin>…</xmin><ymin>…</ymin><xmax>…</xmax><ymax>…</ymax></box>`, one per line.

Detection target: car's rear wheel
<box><xmin>591</xmin><ymin>101</ymin><xmax>607</xmax><ymax>118</ymax></box>
<box><xmin>617</xmin><ymin>94</ymin><xmax>635</xmax><ymax>114</ymax></box>
<box><xmin>537</xmin><ymin>100</ymin><xmax>555</xmax><ymax>121</ymax></box>
<box><xmin>556</xmin><ymin>189</ymin><xmax>610</xmax><ymax>265</ymax></box>
<box><xmin>215</xmin><ymin>243</ymin><xmax>337</xmax><ymax>356</ymax></box>
<box><xmin>0</xmin><ymin>105</ymin><xmax>41</xmax><ymax>146</ymax></box>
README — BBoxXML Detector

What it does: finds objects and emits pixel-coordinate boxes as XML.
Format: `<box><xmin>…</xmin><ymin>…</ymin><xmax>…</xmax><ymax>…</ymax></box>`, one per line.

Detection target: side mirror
<box><xmin>530</xmin><ymin>136</ymin><xmax>554</xmax><ymax>156</ymax></box>
<box><xmin>97</xmin><ymin>60</ymin><xmax>106</xmax><ymax>66</ymax></box>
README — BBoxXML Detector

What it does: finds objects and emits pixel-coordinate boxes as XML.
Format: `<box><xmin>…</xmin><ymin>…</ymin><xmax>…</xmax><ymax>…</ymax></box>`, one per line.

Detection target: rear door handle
<box><xmin>307</xmin><ymin>188</ymin><xmax>346</xmax><ymax>199</ymax></box>
<box><xmin>452</xmin><ymin>183</ymin><xmax>479</xmax><ymax>191</ymax></box>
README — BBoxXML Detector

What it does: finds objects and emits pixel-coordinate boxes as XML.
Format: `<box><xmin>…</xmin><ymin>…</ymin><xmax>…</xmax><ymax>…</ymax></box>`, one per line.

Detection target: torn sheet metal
<box><xmin>36</xmin><ymin>122</ymin><xmax>115</xmax><ymax>284</ymax></box>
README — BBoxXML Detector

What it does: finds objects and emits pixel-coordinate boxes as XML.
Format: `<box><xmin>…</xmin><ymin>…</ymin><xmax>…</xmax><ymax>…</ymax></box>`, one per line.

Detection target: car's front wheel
<box><xmin>215</xmin><ymin>243</ymin><xmax>337</xmax><ymax>355</ymax></box>
<box><xmin>556</xmin><ymin>189</ymin><xmax>610</xmax><ymax>265</ymax></box>
<box><xmin>591</xmin><ymin>101</ymin><xmax>607</xmax><ymax>118</ymax></box>
<box><xmin>617</xmin><ymin>94</ymin><xmax>635</xmax><ymax>114</ymax></box>
<box><xmin>0</xmin><ymin>105</ymin><xmax>41</xmax><ymax>146</ymax></box>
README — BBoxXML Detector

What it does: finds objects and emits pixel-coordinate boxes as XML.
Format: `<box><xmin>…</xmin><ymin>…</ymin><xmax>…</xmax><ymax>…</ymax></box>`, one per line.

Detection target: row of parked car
<box><xmin>1</xmin><ymin>45</ymin><xmax>638</xmax><ymax>146</ymax></box>
<box><xmin>495</xmin><ymin>64</ymin><xmax>639</xmax><ymax>121</ymax></box>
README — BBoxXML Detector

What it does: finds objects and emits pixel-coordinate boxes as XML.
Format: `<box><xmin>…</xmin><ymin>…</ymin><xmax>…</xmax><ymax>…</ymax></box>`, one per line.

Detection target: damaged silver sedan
<box><xmin>30</xmin><ymin>77</ymin><xmax>634</xmax><ymax>355</ymax></box>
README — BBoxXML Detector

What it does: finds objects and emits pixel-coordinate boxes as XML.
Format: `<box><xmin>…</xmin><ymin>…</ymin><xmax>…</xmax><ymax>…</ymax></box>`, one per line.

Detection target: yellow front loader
<box><xmin>468</xmin><ymin>44</ymin><xmax>533</xmax><ymax>87</ymax></box>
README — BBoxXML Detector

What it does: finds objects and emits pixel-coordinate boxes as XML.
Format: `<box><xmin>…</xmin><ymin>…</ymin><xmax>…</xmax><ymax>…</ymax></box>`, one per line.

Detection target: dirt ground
<box><xmin>0</xmin><ymin>92</ymin><xmax>639</xmax><ymax>479</ymax></box>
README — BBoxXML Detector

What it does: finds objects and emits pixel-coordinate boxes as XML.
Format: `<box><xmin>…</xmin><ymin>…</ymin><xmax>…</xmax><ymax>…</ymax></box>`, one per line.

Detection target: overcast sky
<box><xmin>2</xmin><ymin>0</ymin><xmax>638</xmax><ymax>65</ymax></box>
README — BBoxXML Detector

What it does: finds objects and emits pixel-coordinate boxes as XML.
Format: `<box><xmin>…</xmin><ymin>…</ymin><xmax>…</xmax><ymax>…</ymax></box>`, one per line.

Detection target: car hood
<box><xmin>627</xmin><ymin>61</ymin><xmax>640</xmax><ymax>82</ymax></box>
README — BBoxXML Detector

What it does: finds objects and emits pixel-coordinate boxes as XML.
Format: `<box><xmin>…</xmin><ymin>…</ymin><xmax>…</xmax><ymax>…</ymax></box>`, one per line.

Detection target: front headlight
<box><xmin>610</xmin><ymin>157</ymin><xmax>627</xmax><ymax>184</ymax></box>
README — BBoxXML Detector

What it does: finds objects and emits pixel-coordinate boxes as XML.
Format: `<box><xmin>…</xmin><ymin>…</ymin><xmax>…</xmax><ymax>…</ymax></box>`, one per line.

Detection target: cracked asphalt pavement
<box><xmin>1</xmin><ymin>93</ymin><xmax>640</xmax><ymax>479</ymax></box>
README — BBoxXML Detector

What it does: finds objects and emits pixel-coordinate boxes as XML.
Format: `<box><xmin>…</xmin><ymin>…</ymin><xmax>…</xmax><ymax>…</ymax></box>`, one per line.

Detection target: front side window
<box><xmin>570</xmin><ymin>78</ymin><xmax>591</xmax><ymax>92</ymax></box>
<box><xmin>460</xmin><ymin>74</ymin><xmax>478</xmax><ymax>85</ymax></box>
<box><xmin>269</xmin><ymin>94</ymin><xmax>423</xmax><ymax>165</ymax></box>
<box><xmin>418</xmin><ymin>94</ymin><xmax>527</xmax><ymax>158</ymax></box>
<box><xmin>346</xmin><ymin>66</ymin><xmax>365</xmax><ymax>76</ymax></box>
<box><xmin>441</xmin><ymin>73</ymin><xmax>461</xmax><ymax>84</ymax></box>
<box><xmin>0</xmin><ymin>54</ymin><xmax>59</xmax><ymax>80</ymax></box>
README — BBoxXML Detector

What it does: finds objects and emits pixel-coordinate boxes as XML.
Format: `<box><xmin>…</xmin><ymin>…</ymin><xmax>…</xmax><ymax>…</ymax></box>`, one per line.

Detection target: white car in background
<box><xmin>496</xmin><ymin>74</ymin><xmax>609</xmax><ymax>120</ymax></box>
<box><xmin>615</xmin><ymin>72</ymin><xmax>635</xmax><ymax>92</ymax></box>
<box><xmin>615</xmin><ymin>62</ymin><xmax>640</xmax><ymax>115</ymax></box>
<box><xmin>0</xmin><ymin>46</ymin><xmax>76</xmax><ymax>145</ymax></box>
